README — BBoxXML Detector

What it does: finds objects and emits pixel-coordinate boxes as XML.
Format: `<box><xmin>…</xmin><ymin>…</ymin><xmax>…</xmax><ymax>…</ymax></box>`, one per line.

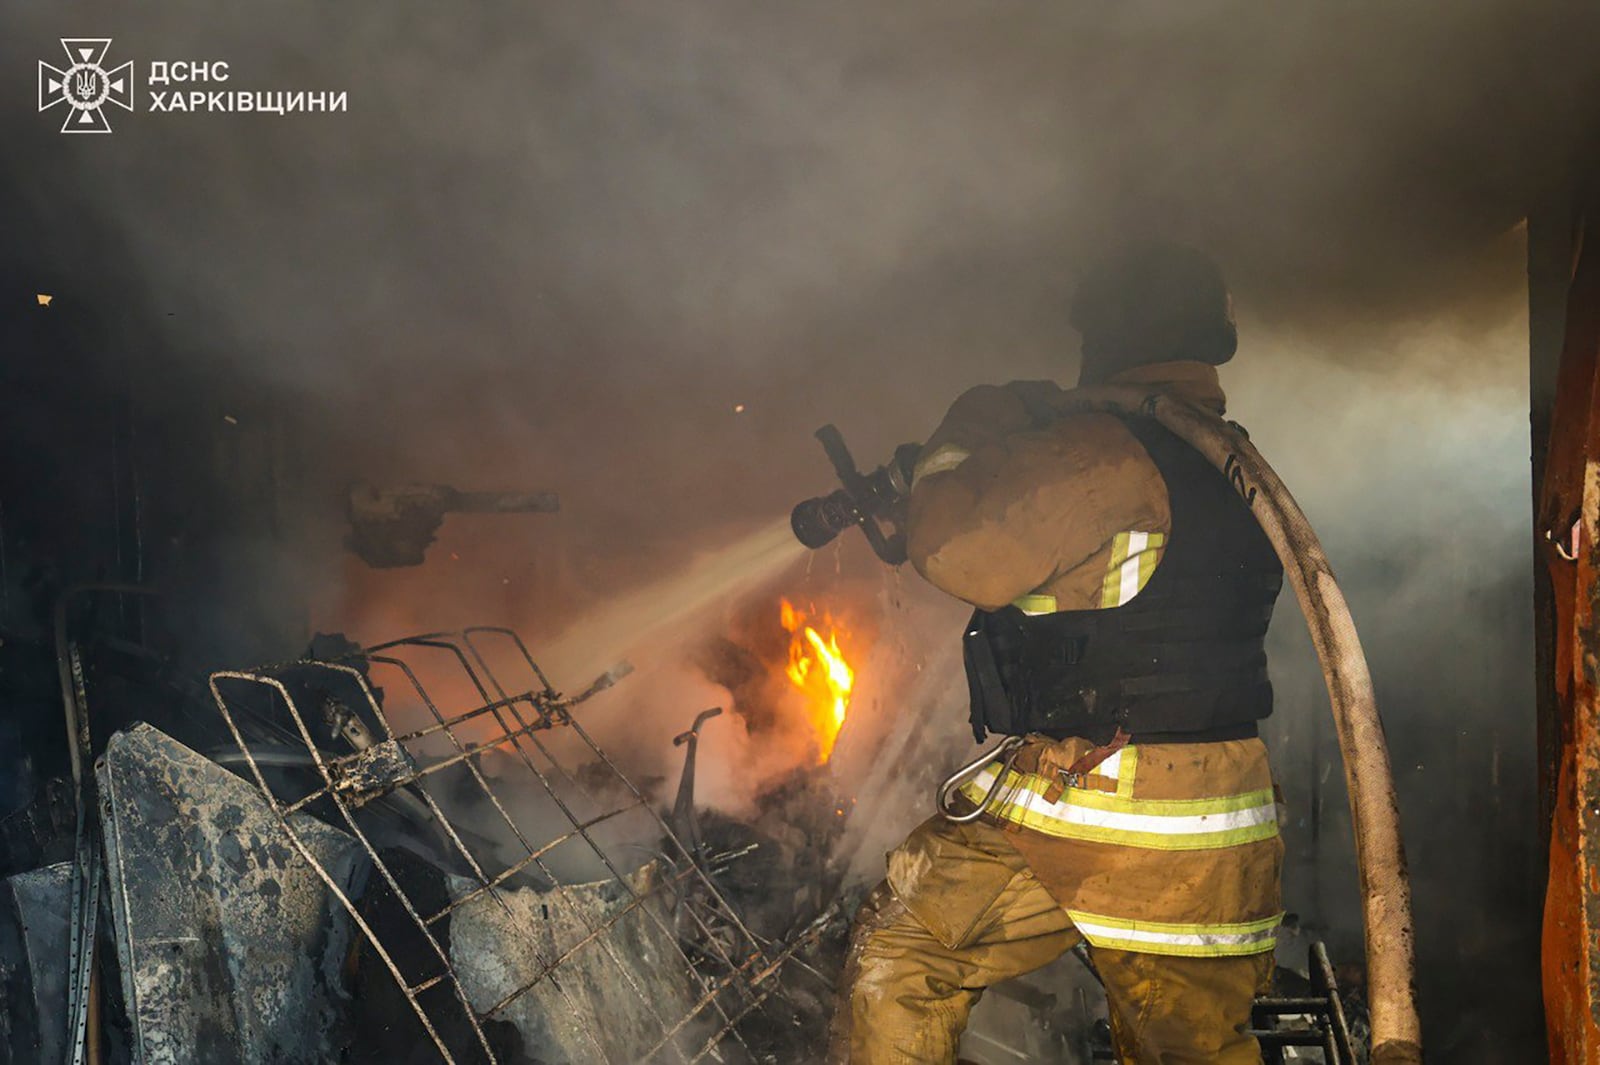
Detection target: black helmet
<box><xmin>1069</xmin><ymin>241</ymin><xmax>1237</xmax><ymax>377</ymax></box>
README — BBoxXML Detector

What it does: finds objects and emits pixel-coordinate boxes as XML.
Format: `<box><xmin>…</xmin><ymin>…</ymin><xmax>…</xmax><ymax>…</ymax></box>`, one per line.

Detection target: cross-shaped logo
<box><xmin>38</xmin><ymin>39</ymin><xmax>134</xmax><ymax>134</ymax></box>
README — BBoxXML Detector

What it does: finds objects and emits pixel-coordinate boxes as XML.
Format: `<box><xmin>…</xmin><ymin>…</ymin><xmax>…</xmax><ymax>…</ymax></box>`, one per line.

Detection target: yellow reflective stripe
<box><xmin>1115</xmin><ymin>530</ymin><xmax>1150</xmax><ymax>604</ymax></box>
<box><xmin>1067</xmin><ymin>910</ymin><xmax>1282</xmax><ymax>957</ymax></box>
<box><xmin>960</xmin><ymin>767</ymin><xmax>1279</xmax><ymax>851</ymax></box>
<box><xmin>912</xmin><ymin>443</ymin><xmax>971</xmax><ymax>483</ymax></box>
<box><xmin>1064</xmin><ymin>786</ymin><xmax>1278</xmax><ymax>817</ymax></box>
<box><xmin>1069</xmin><ymin>911</ymin><xmax>1283</xmax><ymax>935</ymax></box>
<box><xmin>1137</xmin><ymin>531</ymin><xmax>1166</xmax><ymax>591</ymax></box>
<box><xmin>1099</xmin><ymin>532</ymin><xmax>1132</xmax><ymax>607</ymax></box>
<box><xmin>1116</xmin><ymin>745</ymin><xmax>1138</xmax><ymax>798</ymax></box>
<box><xmin>969</xmin><ymin>766</ymin><xmax>1275</xmax><ymax>816</ymax></box>
<box><xmin>981</xmin><ymin>804</ymin><xmax>1275</xmax><ymax>849</ymax></box>
<box><xmin>1012</xmin><ymin>593</ymin><xmax>1057</xmax><ymax>615</ymax></box>
<box><xmin>1099</xmin><ymin>530</ymin><xmax>1166</xmax><ymax>608</ymax></box>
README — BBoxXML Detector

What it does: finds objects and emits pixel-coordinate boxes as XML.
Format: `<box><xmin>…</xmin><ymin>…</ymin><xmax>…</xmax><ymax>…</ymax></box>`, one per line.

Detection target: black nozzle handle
<box><xmin>792</xmin><ymin>424</ymin><xmax>915</xmax><ymax>565</ymax></box>
<box><xmin>815</xmin><ymin>424</ymin><xmax>865</xmax><ymax>491</ymax></box>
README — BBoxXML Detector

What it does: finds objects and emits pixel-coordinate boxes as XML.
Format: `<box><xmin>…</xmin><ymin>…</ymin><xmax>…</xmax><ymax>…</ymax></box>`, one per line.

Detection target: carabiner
<box><xmin>936</xmin><ymin>735</ymin><xmax>1026</xmax><ymax>823</ymax></box>
<box><xmin>1549</xmin><ymin>519</ymin><xmax>1582</xmax><ymax>562</ymax></box>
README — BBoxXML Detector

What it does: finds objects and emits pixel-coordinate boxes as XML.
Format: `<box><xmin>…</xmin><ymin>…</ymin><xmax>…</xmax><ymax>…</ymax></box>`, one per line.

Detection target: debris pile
<box><xmin>0</xmin><ymin>598</ymin><xmax>1369</xmax><ymax>1063</ymax></box>
<box><xmin>3</xmin><ymin>614</ymin><xmax>850</xmax><ymax>1064</ymax></box>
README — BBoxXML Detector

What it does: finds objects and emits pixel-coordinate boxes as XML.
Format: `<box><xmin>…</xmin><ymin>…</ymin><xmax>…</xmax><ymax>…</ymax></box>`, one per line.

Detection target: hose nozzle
<box><xmin>789</xmin><ymin>426</ymin><xmax>919</xmax><ymax>565</ymax></box>
<box><xmin>790</xmin><ymin>489</ymin><xmax>860</xmax><ymax>550</ymax></box>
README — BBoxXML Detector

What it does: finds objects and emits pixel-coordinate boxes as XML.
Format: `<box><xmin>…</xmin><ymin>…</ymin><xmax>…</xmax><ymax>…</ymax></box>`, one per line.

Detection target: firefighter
<box><xmin>831</xmin><ymin>242</ymin><xmax>1284</xmax><ymax>1064</ymax></box>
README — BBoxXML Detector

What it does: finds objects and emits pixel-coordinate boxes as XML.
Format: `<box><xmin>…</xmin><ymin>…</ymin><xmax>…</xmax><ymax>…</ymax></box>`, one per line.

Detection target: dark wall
<box><xmin>0</xmin><ymin>186</ymin><xmax>327</xmax><ymax>812</ymax></box>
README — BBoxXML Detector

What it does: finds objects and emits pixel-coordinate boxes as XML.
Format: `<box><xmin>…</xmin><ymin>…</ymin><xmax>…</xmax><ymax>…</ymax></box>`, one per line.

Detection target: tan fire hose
<box><xmin>1031</xmin><ymin>385</ymin><xmax>1422</xmax><ymax>1064</ymax></box>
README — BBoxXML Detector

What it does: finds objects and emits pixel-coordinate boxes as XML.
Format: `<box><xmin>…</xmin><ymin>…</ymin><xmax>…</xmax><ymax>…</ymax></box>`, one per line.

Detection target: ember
<box><xmin>779</xmin><ymin>598</ymin><xmax>855</xmax><ymax>763</ymax></box>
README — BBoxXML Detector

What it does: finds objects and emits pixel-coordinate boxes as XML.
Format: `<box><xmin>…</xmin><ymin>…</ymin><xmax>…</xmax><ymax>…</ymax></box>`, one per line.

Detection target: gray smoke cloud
<box><xmin>5</xmin><ymin>5</ymin><xmax>1590</xmax><ymax>500</ymax></box>
<box><xmin>4</xmin><ymin>4</ymin><xmax>1588</xmax><ymax>1058</ymax></box>
<box><xmin>6</xmin><ymin>3</ymin><xmax>1579</xmax><ymax>652</ymax></box>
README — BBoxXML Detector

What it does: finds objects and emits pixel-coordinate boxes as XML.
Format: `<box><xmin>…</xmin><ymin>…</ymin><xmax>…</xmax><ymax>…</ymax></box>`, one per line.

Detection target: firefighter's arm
<box><xmin>910</xmin><ymin>383</ymin><xmax>1046</xmax><ymax>483</ymax></box>
<box><xmin>906</xmin><ymin>397</ymin><xmax>1159</xmax><ymax>610</ymax></box>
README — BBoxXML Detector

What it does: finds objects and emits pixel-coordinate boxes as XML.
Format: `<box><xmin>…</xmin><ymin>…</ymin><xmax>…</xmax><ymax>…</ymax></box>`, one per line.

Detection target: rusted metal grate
<box><xmin>208</xmin><ymin>625</ymin><xmax>822</xmax><ymax>1063</ymax></box>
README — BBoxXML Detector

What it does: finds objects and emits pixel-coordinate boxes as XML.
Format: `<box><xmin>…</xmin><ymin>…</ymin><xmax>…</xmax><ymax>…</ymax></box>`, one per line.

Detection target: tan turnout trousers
<box><xmin>831</xmin><ymin>815</ymin><xmax>1274</xmax><ymax>1064</ymax></box>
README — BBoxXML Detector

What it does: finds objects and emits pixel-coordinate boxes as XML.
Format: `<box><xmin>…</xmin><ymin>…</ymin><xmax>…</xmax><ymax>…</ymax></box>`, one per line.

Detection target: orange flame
<box><xmin>780</xmin><ymin>598</ymin><xmax>854</xmax><ymax>763</ymax></box>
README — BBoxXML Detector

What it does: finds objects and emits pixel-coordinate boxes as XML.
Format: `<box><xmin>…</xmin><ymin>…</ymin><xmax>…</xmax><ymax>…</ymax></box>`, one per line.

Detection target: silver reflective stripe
<box><xmin>966</xmin><ymin>767</ymin><xmax>1278</xmax><ymax>835</ymax></box>
<box><xmin>1067</xmin><ymin>911</ymin><xmax>1280</xmax><ymax>956</ymax></box>
<box><xmin>1115</xmin><ymin>530</ymin><xmax>1150</xmax><ymax>604</ymax></box>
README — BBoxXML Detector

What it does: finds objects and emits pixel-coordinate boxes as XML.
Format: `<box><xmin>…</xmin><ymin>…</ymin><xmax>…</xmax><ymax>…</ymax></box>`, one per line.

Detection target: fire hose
<box><xmin>792</xmin><ymin>387</ymin><xmax>1422</xmax><ymax>1064</ymax></box>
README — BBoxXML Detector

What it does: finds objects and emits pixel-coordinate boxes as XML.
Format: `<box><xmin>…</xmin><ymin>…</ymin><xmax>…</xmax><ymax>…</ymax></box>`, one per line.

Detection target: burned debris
<box><xmin>100</xmin><ymin>724</ymin><xmax>366</xmax><ymax>1062</ymax></box>
<box><xmin>0</xmin><ymin>575</ymin><xmax>1378</xmax><ymax>1064</ymax></box>
<box><xmin>8</xmin><ymin>605</ymin><xmax>856</xmax><ymax>1064</ymax></box>
<box><xmin>346</xmin><ymin>485</ymin><xmax>560</xmax><ymax>569</ymax></box>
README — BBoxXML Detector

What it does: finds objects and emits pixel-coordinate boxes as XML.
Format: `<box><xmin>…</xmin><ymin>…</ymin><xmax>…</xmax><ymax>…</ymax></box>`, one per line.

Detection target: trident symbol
<box><xmin>38</xmin><ymin>38</ymin><xmax>134</xmax><ymax>133</ymax></box>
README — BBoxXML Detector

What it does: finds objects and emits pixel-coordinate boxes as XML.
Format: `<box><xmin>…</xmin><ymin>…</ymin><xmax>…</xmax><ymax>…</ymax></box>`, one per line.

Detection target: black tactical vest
<box><xmin>964</xmin><ymin>416</ymin><xmax>1283</xmax><ymax>744</ymax></box>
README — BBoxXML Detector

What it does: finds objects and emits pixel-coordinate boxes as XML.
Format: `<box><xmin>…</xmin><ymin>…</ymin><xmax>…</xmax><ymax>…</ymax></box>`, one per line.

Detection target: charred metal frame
<box><xmin>206</xmin><ymin>626</ymin><xmax>823</xmax><ymax>1064</ymax></box>
<box><xmin>1249</xmin><ymin>943</ymin><xmax>1358</xmax><ymax>1065</ymax></box>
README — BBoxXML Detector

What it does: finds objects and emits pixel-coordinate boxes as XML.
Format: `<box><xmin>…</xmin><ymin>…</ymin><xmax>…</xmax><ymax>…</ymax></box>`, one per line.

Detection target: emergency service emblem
<box><xmin>38</xmin><ymin>39</ymin><xmax>134</xmax><ymax>133</ymax></box>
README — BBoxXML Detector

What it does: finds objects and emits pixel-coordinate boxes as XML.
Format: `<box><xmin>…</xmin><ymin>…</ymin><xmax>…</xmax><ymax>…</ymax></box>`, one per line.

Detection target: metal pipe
<box><xmin>53</xmin><ymin>583</ymin><xmax>157</xmax><ymax>790</ymax></box>
<box><xmin>52</xmin><ymin>583</ymin><xmax>158</xmax><ymax>1065</ymax></box>
<box><xmin>1047</xmin><ymin>386</ymin><xmax>1420</xmax><ymax>1064</ymax></box>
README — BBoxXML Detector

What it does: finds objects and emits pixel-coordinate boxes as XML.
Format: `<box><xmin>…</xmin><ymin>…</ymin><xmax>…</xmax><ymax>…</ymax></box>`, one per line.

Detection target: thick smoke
<box><xmin>3</xmin><ymin>5</ymin><xmax>1591</xmax><ymax>537</ymax></box>
<box><xmin>4</xmin><ymin>4</ymin><xmax>1590</xmax><ymax>1059</ymax></box>
<box><xmin>2</xmin><ymin>5</ymin><xmax>1585</xmax><ymax>613</ymax></box>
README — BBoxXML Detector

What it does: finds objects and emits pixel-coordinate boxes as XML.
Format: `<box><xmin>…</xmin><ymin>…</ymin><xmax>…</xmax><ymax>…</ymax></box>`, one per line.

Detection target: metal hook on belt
<box><xmin>936</xmin><ymin>735</ymin><xmax>1026</xmax><ymax>823</ymax></box>
<box><xmin>1547</xmin><ymin>515</ymin><xmax>1582</xmax><ymax>562</ymax></box>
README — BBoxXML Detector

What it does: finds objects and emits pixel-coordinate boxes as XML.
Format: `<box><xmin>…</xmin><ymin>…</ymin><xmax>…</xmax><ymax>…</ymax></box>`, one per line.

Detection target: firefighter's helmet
<box><xmin>1069</xmin><ymin>241</ymin><xmax>1237</xmax><ymax>372</ymax></box>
